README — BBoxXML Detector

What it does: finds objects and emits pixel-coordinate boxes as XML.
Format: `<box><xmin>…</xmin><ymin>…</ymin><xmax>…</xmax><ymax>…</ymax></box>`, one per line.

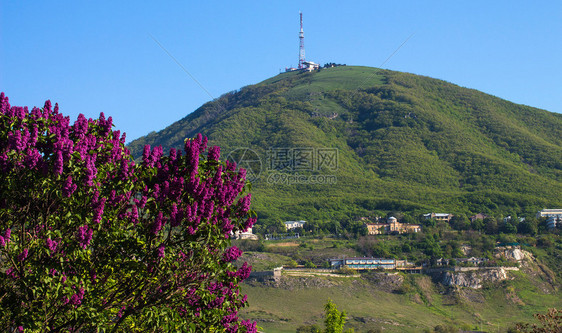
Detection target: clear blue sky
<box><xmin>2</xmin><ymin>1</ymin><xmax>561</xmax><ymax>142</ymax></box>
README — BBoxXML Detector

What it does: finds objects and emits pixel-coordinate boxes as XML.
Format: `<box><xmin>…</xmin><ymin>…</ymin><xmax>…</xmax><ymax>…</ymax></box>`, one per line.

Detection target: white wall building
<box><xmin>537</xmin><ymin>209</ymin><xmax>562</xmax><ymax>229</ymax></box>
<box><xmin>284</xmin><ymin>220</ymin><xmax>306</xmax><ymax>230</ymax></box>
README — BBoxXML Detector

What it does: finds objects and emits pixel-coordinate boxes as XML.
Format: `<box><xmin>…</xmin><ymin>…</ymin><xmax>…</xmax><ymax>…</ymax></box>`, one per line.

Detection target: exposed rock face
<box><xmin>495</xmin><ymin>247</ymin><xmax>531</xmax><ymax>261</ymax></box>
<box><xmin>245</xmin><ymin>276</ymin><xmax>340</xmax><ymax>290</ymax></box>
<box><xmin>362</xmin><ymin>272</ymin><xmax>404</xmax><ymax>292</ymax></box>
<box><xmin>441</xmin><ymin>268</ymin><xmax>508</xmax><ymax>289</ymax></box>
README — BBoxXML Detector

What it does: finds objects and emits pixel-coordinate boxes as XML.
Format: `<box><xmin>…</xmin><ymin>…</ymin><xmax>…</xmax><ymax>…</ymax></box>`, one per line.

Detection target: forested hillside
<box><xmin>128</xmin><ymin>66</ymin><xmax>562</xmax><ymax>224</ymax></box>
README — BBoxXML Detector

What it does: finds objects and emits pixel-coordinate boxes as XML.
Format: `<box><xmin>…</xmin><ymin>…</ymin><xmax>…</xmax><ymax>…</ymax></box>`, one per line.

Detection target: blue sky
<box><xmin>2</xmin><ymin>1</ymin><xmax>561</xmax><ymax>142</ymax></box>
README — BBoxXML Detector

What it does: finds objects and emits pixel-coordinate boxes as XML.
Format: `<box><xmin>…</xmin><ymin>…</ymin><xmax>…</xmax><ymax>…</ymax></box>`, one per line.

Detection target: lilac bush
<box><xmin>0</xmin><ymin>93</ymin><xmax>257</xmax><ymax>332</ymax></box>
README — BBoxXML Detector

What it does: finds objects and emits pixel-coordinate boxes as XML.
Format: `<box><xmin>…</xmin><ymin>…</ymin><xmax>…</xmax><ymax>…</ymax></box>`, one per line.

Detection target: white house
<box><xmin>233</xmin><ymin>227</ymin><xmax>258</xmax><ymax>240</ymax></box>
<box><xmin>537</xmin><ymin>209</ymin><xmax>562</xmax><ymax>229</ymax></box>
<box><xmin>284</xmin><ymin>220</ymin><xmax>306</xmax><ymax>230</ymax></box>
<box><xmin>537</xmin><ymin>209</ymin><xmax>562</xmax><ymax>218</ymax></box>
<box><xmin>423</xmin><ymin>213</ymin><xmax>453</xmax><ymax>223</ymax></box>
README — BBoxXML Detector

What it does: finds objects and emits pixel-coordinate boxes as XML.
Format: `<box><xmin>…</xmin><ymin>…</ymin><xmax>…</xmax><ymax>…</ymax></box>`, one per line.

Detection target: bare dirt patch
<box><xmin>270</xmin><ymin>242</ymin><xmax>299</xmax><ymax>247</ymax></box>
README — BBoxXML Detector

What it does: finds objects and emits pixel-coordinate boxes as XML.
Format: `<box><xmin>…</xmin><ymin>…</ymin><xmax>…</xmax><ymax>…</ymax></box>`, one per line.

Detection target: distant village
<box><xmin>236</xmin><ymin>208</ymin><xmax>562</xmax><ymax>241</ymax></box>
<box><xmin>237</xmin><ymin>208</ymin><xmax>562</xmax><ymax>274</ymax></box>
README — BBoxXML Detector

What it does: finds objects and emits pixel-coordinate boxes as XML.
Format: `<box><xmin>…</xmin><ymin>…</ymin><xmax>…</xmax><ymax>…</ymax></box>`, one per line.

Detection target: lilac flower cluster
<box><xmin>63</xmin><ymin>287</ymin><xmax>85</xmax><ymax>306</ymax></box>
<box><xmin>222</xmin><ymin>246</ymin><xmax>243</xmax><ymax>263</ymax></box>
<box><xmin>46</xmin><ymin>238</ymin><xmax>59</xmax><ymax>253</ymax></box>
<box><xmin>0</xmin><ymin>228</ymin><xmax>11</xmax><ymax>247</ymax></box>
<box><xmin>76</xmin><ymin>225</ymin><xmax>93</xmax><ymax>249</ymax></box>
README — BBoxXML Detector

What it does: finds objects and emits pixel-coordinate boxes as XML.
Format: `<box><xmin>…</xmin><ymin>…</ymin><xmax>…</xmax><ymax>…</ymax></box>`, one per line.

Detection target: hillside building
<box><xmin>546</xmin><ymin>217</ymin><xmax>560</xmax><ymax>229</ymax></box>
<box><xmin>423</xmin><ymin>212</ymin><xmax>454</xmax><ymax>223</ymax></box>
<box><xmin>284</xmin><ymin>220</ymin><xmax>306</xmax><ymax>230</ymax></box>
<box><xmin>329</xmin><ymin>257</ymin><xmax>417</xmax><ymax>271</ymax></box>
<box><xmin>537</xmin><ymin>209</ymin><xmax>562</xmax><ymax>229</ymax></box>
<box><xmin>233</xmin><ymin>227</ymin><xmax>259</xmax><ymax>240</ymax></box>
<box><xmin>329</xmin><ymin>257</ymin><xmax>396</xmax><ymax>270</ymax></box>
<box><xmin>469</xmin><ymin>213</ymin><xmax>489</xmax><ymax>223</ymax></box>
<box><xmin>365</xmin><ymin>216</ymin><xmax>421</xmax><ymax>235</ymax></box>
<box><xmin>536</xmin><ymin>209</ymin><xmax>562</xmax><ymax>219</ymax></box>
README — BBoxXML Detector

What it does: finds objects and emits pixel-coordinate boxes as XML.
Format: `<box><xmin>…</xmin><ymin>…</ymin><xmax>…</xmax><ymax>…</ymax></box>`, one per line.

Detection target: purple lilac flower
<box><xmin>0</xmin><ymin>92</ymin><xmax>10</xmax><ymax>112</ymax></box>
<box><xmin>237</xmin><ymin>194</ymin><xmax>251</xmax><ymax>216</ymax></box>
<box><xmin>204</xmin><ymin>201</ymin><xmax>214</xmax><ymax>220</ymax></box>
<box><xmin>73</xmin><ymin>113</ymin><xmax>89</xmax><ymax>136</ymax></box>
<box><xmin>150</xmin><ymin>145</ymin><xmax>163</xmax><ymax>167</ymax></box>
<box><xmin>24</xmin><ymin>149</ymin><xmax>42</xmax><ymax>169</ymax></box>
<box><xmin>222</xmin><ymin>246</ymin><xmax>242</xmax><ymax>263</ymax></box>
<box><xmin>46</xmin><ymin>238</ymin><xmax>58</xmax><ymax>252</ymax></box>
<box><xmin>92</xmin><ymin>198</ymin><xmax>106</xmax><ymax>224</ymax></box>
<box><xmin>62</xmin><ymin>175</ymin><xmax>77</xmax><ymax>197</ymax></box>
<box><xmin>18</xmin><ymin>249</ymin><xmax>28</xmax><ymax>262</ymax></box>
<box><xmin>98</xmin><ymin>112</ymin><xmax>113</xmax><ymax>136</ymax></box>
<box><xmin>169</xmin><ymin>203</ymin><xmax>179</xmax><ymax>227</ymax></box>
<box><xmin>243</xmin><ymin>217</ymin><xmax>257</xmax><ymax>232</ymax></box>
<box><xmin>53</xmin><ymin>151</ymin><xmax>64</xmax><ymax>175</ymax></box>
<box><xmin>152</xmin><ymin>212</ymin><xmax>164</xmax><ymax>235</ymax></box>
<box><xmin>157</xmin><ymin>245</ymin><xmax>165</xmax><ymax>258</ymax></box>
<box><xmin>229</xmin><ymin>262</ymin><xmax>251</xmax><ymax>280</ymax></box>
<box><xmin>76</xmin><ymin>225</ymin><xmax>93</xmax><ymax>249</ymax></box>
<box><xmin>130</xmin><ymin>205</ymin><xmax>138</xmax><ymax>224</ymax></box>
<box><xmin>117</xmin><ymin>306</ymin><xmax>126</xmax><ymax>319</ymax></box>
<box><xmin>143</xmin><ymin>145</ymin><xmax>151</xmax><ymax>166</ymax></box>
<box><xmin>69</xmin><ymin>287</ymin><xmax>85</xmax><ymax>306</ymax></box>
<box><xmin>8</xmin><ymin>130</ymin><xmax>22</xmax><ymax>151</ymax></box>
<box><xmin>208</xmin><ymin>145</ymin><xmax>220</xmax><ymax>161</ymax></box>
<box><xmin>241</xmin><ymin>320</ymin><xmax>257</xmax><ymax>333</ymax></box>
<box><xmin>85</xmin><ymin>154</ymin><xmax>97</xmax><ymax>186</ymax></box>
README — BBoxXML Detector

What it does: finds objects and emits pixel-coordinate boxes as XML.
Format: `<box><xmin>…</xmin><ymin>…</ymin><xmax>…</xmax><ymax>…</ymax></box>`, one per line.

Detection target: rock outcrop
<box><xmin>495</xmin><ymin>247</ymin><xmax>532</xmax><ymax>261</ymax></box>
<box><xmin>441</xmin><ymin>268</ymin><xmax>508</xmax><ymax>289</ymax></box>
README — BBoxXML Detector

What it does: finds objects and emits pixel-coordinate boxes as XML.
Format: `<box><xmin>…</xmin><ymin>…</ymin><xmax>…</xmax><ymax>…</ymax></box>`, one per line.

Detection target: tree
<box><xmin>0</xmin><ymin>93</ymin><xmax>256</xmax><ymax>332</ymax></box>
<box><xmin>450</xmin><ymin>214</ymin><xmax>470</xmax><ymax>231</ymax></box>
<box><xmin>484</xmin><ymin>217</ymin><xmax>498</xmax><ymax>234</ymax></box>
<box><xmin>324</xmin><ymin>299</ymin><xmax>347</xmax><ymax>333</ymax></box>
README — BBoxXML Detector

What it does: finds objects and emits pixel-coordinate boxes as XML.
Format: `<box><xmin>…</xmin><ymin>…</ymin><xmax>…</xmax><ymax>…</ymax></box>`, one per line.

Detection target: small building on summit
<box><xmin>302</xmin><ymin>61</ymin><xmax>320</xmax><ymax>72</ymax></box>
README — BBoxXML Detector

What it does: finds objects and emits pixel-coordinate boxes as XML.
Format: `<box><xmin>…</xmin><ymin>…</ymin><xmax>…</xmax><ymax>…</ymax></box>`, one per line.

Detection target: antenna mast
<box><xmin>298</xmin><ymin>11</ymin><xmax>305</xmax><ymax>69</ymax></box>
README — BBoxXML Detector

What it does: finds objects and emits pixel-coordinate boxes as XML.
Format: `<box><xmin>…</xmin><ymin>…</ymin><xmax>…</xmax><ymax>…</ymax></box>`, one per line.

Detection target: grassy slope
<box><xmin>240</xmin><ymin>267</ymin><xmax>561</xmax><ymax>332</ymax></box>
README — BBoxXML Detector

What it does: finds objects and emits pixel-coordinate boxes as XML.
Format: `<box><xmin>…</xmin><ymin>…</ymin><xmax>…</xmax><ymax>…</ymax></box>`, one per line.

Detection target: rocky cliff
<box><xmin>440</xmin><ymin>268</ymin><xmax>509</xmax><ymax>289</ymax></box>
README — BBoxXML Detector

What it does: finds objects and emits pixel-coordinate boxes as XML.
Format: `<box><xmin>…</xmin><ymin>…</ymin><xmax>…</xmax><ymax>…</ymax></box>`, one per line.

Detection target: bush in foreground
<box><xmin>0</xmin><ymin>93</ymin><xmax>256</xmax><ymax>332</ymax></box>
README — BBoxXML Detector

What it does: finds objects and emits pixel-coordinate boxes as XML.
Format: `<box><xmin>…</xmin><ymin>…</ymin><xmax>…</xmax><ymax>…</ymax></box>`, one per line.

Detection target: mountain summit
<box><xmin>128</xmin><ymin>66</ymin><xmax>562</xmax><ymax>221</ymax></box>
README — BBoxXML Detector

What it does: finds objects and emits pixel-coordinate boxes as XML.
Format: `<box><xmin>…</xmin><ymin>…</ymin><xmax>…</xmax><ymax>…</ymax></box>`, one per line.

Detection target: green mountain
<box><xmin>128</xmin><ymin>66</ymin><xmax>562</xmax><ymax>223</ymax></box>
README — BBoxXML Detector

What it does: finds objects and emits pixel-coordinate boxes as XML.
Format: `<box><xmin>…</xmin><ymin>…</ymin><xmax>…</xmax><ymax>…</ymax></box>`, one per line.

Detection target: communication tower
<box><xmin>298</xmin><ymin>12</ymin><xmax>306</xmax><ymax>69</ymax></box>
